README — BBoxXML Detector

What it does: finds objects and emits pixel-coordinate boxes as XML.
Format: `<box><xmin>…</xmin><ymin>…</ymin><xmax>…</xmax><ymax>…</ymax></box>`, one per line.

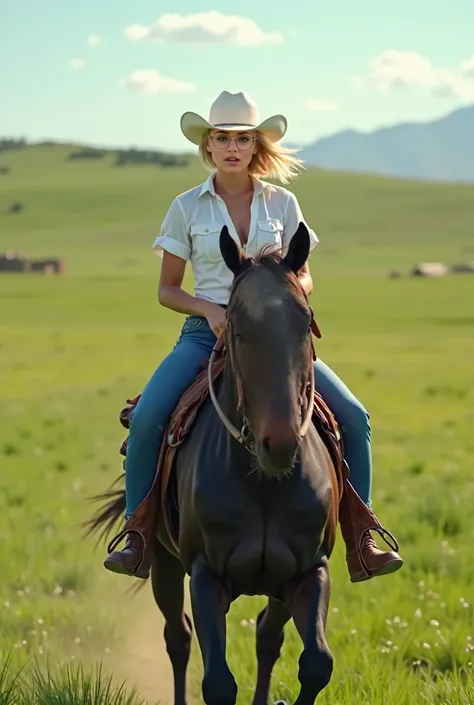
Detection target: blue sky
<box><xmin>1</xmin><ymin>0</ymin><xmax>473</xmax><ymax>152</ymax></box>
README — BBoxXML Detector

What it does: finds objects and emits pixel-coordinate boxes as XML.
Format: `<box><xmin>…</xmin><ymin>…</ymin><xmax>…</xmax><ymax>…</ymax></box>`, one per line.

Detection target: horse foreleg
<box><xmin>151</xmin><ymin>540</ymin><xmax>192</xmax><ymax>705</ymax></box>
<box><xmin>252</xmin><ymin>597</ymin><xmax>291</xmax><ymax>705</ymax></box>
<box><xmin>189</xmin><ymin>557</ymin><xmax>237</xmax><ymax>705</ymax></box>
<box><xmin>284</xmin><ymin>560</ymin><xmax>333</xmax><ymax>705</ymax></box>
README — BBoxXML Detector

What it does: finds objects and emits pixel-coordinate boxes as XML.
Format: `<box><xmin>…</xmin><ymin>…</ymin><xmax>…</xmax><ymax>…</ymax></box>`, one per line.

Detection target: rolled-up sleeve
<box><xmin>152</xmin><ymin>197</ymin><xmax>192</xmax><ymax>261</ymax></box>
<box><xmin>282</xmin><ymin>191</ymin><xmax>319</xmax><ymax>255</ymax></box>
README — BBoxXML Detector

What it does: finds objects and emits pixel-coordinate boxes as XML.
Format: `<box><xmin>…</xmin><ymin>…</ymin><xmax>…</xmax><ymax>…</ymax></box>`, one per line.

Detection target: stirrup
<box><xmin>361</xmin><ymin>526</ymin><xmax>399</xmax><ymax>553</ymax></box>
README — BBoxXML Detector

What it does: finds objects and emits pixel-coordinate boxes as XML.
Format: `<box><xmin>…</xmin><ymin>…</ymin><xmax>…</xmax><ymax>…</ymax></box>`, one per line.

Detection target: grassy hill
<box><xmin>2</xmin><ymin>143</ymin><xmax>473</xmax><ymax>276</ymax></box>
<box><xmin>1</xmin><ymin>146</ymin><xmax>474</xmax><ymax>703</ymax></box>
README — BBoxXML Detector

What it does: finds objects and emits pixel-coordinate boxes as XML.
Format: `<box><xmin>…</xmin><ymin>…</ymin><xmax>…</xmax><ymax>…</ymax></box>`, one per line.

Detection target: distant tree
<box><xmin>114</xmin><ymin>148</ymin><xmax>189</xmax><ymax>168</ymax></box>
<box><xmin>67</xmin><ymin>148</ymin><xmax>106</xmax><ymax>160</ymax></box>
<box><xmin>0</xmin><ymin>138</ymin><xmax>27</xmax><ymax>153</ymax></box>
<box><xmin>0</xmin><ymin>166</ymin><xmax>10</xmax><ymax>174</ymax></box>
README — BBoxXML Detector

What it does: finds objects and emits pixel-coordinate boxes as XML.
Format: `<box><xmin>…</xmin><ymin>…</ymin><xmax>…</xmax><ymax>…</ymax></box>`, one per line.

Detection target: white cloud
<box><xmin>460</xmin><ymin>56</ymin><xmax>474</xmax><ymax>78</ymax></box>
<box><xmin>87</xmin><ymin>35</ymin><xmax>101</xmax><ymax>46</ymax></box>
<box><xmin>431</xmin><ymin>69</ymin><xmax>474</xmax><ymax>101</ymax></box>
<box><xmin>124</xmin><ymin>11</ymin><xmax>285</xmax><ymax>46</ymax></box>
<box><xmin>123</xmin><ymin>70</ymin><xmax>195</xmax><ymax>95</ymax></box>
<box><xmin>354</xmin><ymin>49</ymin><xmax>474</xmax><ymax>102</ymax></box>
<box><xmin>69</xmin><ymin>58</ymin><xmax>86</xmax><ymax>70</ymax></box>
<box><xmin>357</xmin><ymin>50</ymin><xmax>434</xmax><ymax>91</ymax></box>
<box><xmin>305</xmin><ymin>98</ymin><xmax>339</xmax><ymax>113</ymax></box>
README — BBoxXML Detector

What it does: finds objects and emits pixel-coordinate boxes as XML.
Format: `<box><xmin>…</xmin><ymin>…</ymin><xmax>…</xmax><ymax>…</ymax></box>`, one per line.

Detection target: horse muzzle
<box><xmin>256</xmin><ymin>422</ymin><xmax>300</xmax><ymax>474</ymax></box>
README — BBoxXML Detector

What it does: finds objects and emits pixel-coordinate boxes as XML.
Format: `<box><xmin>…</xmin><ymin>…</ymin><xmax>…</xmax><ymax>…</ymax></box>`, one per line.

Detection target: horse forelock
<box><xmin>228</xmin><ymin>248</ymin><xmax>309</xmax><ymax>322</ymax></box>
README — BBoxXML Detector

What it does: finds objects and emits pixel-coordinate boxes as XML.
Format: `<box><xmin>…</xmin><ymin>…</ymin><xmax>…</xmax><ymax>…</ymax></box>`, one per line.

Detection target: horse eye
<box><xmin>235</xmin><ymin>333</ymin><xmax>244</xmax><ymax>343</ymax></box>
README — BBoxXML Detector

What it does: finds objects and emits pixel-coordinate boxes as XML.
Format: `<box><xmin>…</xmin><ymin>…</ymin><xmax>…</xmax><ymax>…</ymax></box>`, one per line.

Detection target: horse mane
<box><xmin>229</xmin><ymin>245</ymin><xmax>310</xmax><ymax>311</ymax></box>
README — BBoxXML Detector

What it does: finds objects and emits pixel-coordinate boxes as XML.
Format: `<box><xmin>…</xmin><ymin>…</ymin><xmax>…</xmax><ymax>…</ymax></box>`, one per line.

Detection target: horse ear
<box><xmin>282</xmin><ymin>222</ymin><xmax>310</xmax><ymax>274</ymax></box>
<box><xmin>220</xmin><ymin>225</ymin><xmax>247</xmax><ymax>276</ymax></box>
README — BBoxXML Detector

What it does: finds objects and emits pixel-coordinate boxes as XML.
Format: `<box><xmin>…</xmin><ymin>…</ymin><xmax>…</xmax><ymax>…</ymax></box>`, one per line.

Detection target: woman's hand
<box><xmin>203</xmin><ymin>303</ymin><xmax>227</xmax><ymax>337</ymax></box>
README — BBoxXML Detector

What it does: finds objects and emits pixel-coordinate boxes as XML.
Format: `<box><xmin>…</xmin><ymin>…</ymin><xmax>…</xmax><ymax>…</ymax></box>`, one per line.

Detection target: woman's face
<box><xmin>206</xmin><ymin>129</ymin><xmax>258</xmax><ymax>175</ymax></box>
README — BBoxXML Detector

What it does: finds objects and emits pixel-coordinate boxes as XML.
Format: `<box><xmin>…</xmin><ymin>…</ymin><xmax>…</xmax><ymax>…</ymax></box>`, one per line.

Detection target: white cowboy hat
<box><xmin>180</xmin><ymin>91</ymin><xmax>287</xmax><ymax>145</ymax></box>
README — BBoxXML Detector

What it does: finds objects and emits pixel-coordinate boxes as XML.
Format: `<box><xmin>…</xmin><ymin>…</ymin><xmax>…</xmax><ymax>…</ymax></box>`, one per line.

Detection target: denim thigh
<box><xmin>129</xmin><ymin>316</ymin><xmax>217</xmax><ymax>440</ymax></box>
<box><xmin>314</xmin><ymin>358</ymin><xmax>370</xmax><ymax>433</ymax></box>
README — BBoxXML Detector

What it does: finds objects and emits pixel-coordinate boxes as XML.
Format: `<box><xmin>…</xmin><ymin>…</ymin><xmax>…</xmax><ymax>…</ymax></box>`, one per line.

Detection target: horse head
<box><xmin>219</xmin><ymin>223</ymin><xmax>315</xmax><ymax>476</ymax></box>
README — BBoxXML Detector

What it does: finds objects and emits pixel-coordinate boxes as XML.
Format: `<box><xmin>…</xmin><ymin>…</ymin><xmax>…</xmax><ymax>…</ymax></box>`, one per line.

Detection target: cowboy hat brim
<box><xmin>180</xmin><ymin>111</ymin><xmax>287</xmax><ymax>145</ymax></box>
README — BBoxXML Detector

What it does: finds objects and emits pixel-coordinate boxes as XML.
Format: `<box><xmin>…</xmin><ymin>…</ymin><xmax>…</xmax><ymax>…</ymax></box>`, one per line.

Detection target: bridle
<box><xmin>207</xmin><ymin>305</ymin><xmax>321</xmax><ymax>448</ymax></box>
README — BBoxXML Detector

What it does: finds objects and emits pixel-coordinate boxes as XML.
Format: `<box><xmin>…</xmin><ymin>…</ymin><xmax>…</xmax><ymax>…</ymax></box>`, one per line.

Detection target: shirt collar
<box><xmin>198</xmin><ymin>172</ymin><xmax>267</xmax><ymax>199</ymax></box>
<box><xmin>198</xmin><ymin>173</ymin><xmax>217</xmax><ymax>198</ymax></box>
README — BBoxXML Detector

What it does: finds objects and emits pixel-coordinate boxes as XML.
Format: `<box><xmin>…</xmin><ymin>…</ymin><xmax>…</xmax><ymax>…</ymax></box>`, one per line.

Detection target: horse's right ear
<box><xmin>220</xmin><ymin>225</ymin><xmax>247</xmax><ymax>276</ymax></box>
<box><xmin>282</xmin><ymin>222</ymin><xmax>310</xmax><ymax>274</ymax></box>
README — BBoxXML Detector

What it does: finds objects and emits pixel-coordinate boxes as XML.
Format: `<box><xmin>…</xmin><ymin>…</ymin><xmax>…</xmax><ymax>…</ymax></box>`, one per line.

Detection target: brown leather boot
<box><xmin>103</xmin><ymin>476</ymin><xmax>160</xmax><ymax>580</ymax></box>
<box><xmin>103</xmin><ymin>530</ymin><xmax>150</xmax><ymax>579</ymax></box>
<box><xmin>339</xmin><ymin>478</ymin><xmax>403</xmax><ymax>583</ymax></box>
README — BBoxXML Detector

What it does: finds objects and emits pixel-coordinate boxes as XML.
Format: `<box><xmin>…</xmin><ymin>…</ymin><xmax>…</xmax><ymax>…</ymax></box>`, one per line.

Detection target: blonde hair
<box><xmin>198</xmin><ymin>130</ymin><xmax>304</xmax><ymax>185</ymax></box>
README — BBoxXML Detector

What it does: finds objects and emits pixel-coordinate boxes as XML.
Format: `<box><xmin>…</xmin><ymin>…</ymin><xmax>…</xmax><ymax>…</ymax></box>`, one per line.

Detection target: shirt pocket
<box><xmin>256</xmin><ymin>219</ymin><xmax>283</xmax><ymax>253</ymax></box>
<box><xmin>190</xmin><ymin>222</ymin><xmax>223</xmax><ymax>263</ymax></box>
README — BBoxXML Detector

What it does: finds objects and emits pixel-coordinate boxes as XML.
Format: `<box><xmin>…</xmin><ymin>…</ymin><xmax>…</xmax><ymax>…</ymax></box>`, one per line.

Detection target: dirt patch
<box><xmin>110</xmin><ymin>582</ymin><xmax>199</xmax><ymax>705</ymax></box>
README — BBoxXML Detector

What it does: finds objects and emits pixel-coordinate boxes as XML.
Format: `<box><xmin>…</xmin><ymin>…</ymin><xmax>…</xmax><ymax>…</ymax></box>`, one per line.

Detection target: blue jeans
<box><xmin>124</xmin><ymin>315</ymin><xmax>372</xmax><ymax>519</ymax></box>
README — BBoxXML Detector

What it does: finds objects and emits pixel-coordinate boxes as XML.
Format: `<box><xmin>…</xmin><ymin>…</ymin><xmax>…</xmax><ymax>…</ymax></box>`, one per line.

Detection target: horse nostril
<box><xmin>261</xmin><ymin>431</ymin><xmax>298</xmax><ymax>457</ymax></box>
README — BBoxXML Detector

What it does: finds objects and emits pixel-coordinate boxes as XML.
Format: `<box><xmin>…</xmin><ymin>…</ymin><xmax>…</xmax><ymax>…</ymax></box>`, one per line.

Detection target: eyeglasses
<box><xmin>208</xmin><ymin>133</ymin><xmax>256</xmax><ymax>151</ymax></box>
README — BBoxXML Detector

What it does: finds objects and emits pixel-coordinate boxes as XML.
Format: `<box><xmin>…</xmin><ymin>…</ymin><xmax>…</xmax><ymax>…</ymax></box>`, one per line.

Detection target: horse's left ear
<box><xmin>220</xmin><ymin>225</ymin><xmax>247</xmax><ymax>276</ymax></box>
<box><xmin>282</xmin><ymin>222</ymin><xmax>310</xmax><ymax>274</ymax></box>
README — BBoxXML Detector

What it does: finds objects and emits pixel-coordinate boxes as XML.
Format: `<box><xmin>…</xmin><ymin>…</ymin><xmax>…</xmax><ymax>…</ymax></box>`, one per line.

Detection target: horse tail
<box><xmin>82</xmin><ymin>472</ymin><xmax>126</xmax><ymax>546</ymax></box>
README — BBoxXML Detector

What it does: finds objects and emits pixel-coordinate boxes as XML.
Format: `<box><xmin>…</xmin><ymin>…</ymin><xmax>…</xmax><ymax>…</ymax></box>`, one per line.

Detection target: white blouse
<box><xmin>152</xmin><ymin>173</ymin><xmax>319</xmax><ymax>306</ymax></box>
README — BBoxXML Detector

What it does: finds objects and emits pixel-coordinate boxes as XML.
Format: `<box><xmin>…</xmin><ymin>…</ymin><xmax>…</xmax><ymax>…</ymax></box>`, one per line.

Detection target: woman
<box><xmin>104</xmin><ymin>91</ymin><xmax>402</xmax><ymax>582</ymax></box>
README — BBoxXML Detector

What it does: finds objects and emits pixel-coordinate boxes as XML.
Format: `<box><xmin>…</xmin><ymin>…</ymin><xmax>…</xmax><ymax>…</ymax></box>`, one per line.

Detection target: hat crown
<box><xmin>208</xmin><ymin>91</ymin><xmax>260</xmax><ymax>128</ymax></box>
<box><xmin>180</xmin><ymin>90</ymin><xmax>287</xmax><ymax>145</ymax></box>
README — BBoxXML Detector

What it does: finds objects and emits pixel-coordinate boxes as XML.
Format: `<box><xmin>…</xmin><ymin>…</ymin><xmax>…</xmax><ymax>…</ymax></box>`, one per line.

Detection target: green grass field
<box><xmin>1</xmin><ymin>145</ymin><xmax>474</xmax><ymax>704</ymax></box>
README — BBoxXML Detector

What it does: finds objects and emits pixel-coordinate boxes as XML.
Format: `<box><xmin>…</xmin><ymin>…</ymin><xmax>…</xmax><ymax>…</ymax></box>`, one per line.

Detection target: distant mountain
<box><xmin>295</xmin><ymin>106</ymin><xmax>474</xmax><ymax>183</ymax></box>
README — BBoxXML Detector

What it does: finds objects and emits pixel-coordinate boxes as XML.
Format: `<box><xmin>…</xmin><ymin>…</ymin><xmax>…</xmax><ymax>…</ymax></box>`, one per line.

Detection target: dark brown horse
<box><xmin>89</xmin><ymin>224</ymin><xmax>342</xmax><ymax>705</ymax></box>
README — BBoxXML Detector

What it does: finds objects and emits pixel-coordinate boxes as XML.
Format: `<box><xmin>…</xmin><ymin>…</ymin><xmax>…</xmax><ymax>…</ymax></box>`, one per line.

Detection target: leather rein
<box><xmin>207</xmin><ymin>307</ymin><xmax>322</xmax><ymax>447</ymax></box>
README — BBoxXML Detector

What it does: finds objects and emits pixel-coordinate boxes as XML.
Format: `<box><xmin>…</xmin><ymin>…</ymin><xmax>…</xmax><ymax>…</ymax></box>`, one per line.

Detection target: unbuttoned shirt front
<box><xmin>152</xmin><ymin>173</ymin><xmax>319</xmax><ymax>306</ymax></box>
